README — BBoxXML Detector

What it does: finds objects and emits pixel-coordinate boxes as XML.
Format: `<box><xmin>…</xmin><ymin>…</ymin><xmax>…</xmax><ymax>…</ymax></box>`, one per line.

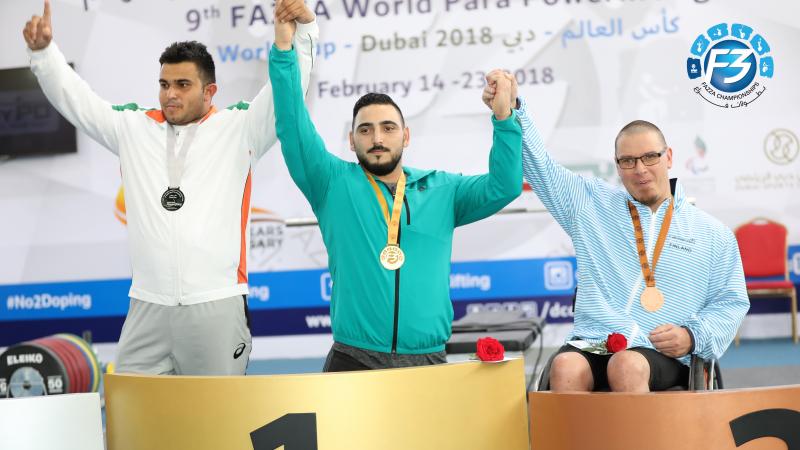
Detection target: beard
<box><xmin>165</xmin><ymin>105</ymin><xmax>205</xmax><ymax>126</ymax></box>
<box><xmin>356</xmin><ymin>145</ymin><xmax>403</xmax><ymax>176</ymax></box>
<box><xmin>164</xmin><ymin>91</ymin><xmax>207</xmax><ymax>125</ymax></box>
<box><xmin>631</xmin><ymin>187</ymin><xmax>668</xmax><ymax>209</ymax></box>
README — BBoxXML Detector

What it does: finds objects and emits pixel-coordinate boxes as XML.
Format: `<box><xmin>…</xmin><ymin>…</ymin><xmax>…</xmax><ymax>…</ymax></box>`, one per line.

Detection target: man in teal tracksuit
<box><xmin>270</xmin><ymin>17</ymin><xmax>522</xmax><ymax>371</ymax></box>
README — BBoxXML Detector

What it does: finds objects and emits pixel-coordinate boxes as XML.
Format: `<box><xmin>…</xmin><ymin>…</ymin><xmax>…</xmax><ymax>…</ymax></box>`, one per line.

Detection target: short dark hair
<box><xmin>614</xmin><ymin>120</ymin><xmax>666</xmax><ymax>153</ymax></box>
<box><xmin>159</xmin><ymin>41</ymin><xmax>216</xmax><ymax>84</ymax></box>
<box><xmin>352</xmin><ymin>93</ymin><xmax>405</xmax><ymax>128</ymax></box>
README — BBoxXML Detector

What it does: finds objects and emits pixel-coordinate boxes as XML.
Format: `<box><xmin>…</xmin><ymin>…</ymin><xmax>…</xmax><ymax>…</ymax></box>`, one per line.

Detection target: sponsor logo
<box><xmin>685</xmin><ymin>136</ymin><xmax>710</xmax><ymax>175</ymax></box>
<box><xmin>233</xmin><ymin>342</ymin><xmax>246</xmax><ymax>359</ymax></box>
<box><xmin>465</xmin><ymin>300</ymin><xmax>574</xmax><ymax>322</ymax></box>
<box><xmin>250</xmin><ymin>207</ymin><xmax>285</xmax><ymax>266</ymax></box>
<box><xmin>764</xmin><ymin>129</ymin><xmax>798</xmax><ymax>165</ymax></box>
<box><xmin>544</xmin><ymin>261</ymin><xmax>574</xmax><ymax>291</ymax></box>
<box><xmin>320</xmin><ymin>273</ymin><xmax>332</xmax><ymax>302</ymax></box>
<box><xmin>0</xmin><ymin>90</ymin><xmax>60</xmax><ymax>135</ymax></box>
<box><xmin>687</xmin><ymin>23</ymin><xmax>774</xmax><ymax>108</ymax></box>
<box><xmin>7</xmin><ymin>353</ymin><xmax>44</xmax><ymax>366</ymax></box>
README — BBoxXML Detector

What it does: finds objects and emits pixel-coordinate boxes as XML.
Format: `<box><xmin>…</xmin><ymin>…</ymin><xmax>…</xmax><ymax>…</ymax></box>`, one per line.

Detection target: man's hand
<box><xmin>274</xmin><ymin>0</ymin><xmax>297</xmax><ymax>51</ymax></box>
<box><xmin>23</xmin><ymin>0</ymin><xmax>53</xmax><ymax>51</ymax></box>
<box><xmin>482</xmin><ymin>69</ymin><xmax>518</xmax><ymax>113</ymax></box>
<box><xmin>275</xmin><ymin>0</ymin><xmax>315</xmax><ymax>25</ymax></box>
<box><xmin>490</xmin><ymin>73</ymin><xmax>513</xmax><ymax>120</ymax></box>
<box><xmin>649</xmin><ymin>324</ymin><xmax>692</xmax><ymax>358</ymax></box>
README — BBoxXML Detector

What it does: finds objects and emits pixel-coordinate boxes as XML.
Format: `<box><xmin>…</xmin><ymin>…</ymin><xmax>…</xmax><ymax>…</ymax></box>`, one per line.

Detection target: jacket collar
<box><xmin>403</xmin><ymin>166</ymin><xmax>436</xmax><ymax>184</ymax></box>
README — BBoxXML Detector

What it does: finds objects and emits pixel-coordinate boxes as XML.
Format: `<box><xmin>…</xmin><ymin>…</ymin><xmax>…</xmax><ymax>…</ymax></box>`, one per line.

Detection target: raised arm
<box><xmin>453</xmin><ymin>74</ymin><xmax>522</xmax><ymax>226</ymax></box>
<box><xmin>248</xmin><ymin>0</ymin><xmax>319</xmax><ymax>161</ymax></box>
<box><xmin>481</xmin><ymin>70</ymin><xmax>595</xmax><ymax>235</ymax></box>
<box><xmin>24</xmin><ymin>0</ymin><xmax>121</xmax><ymax>153</ymax></box>
<box><xmin>268</xmin><ymin>2</ymin><xmax>343</xmax><ymax>209</ymax></box>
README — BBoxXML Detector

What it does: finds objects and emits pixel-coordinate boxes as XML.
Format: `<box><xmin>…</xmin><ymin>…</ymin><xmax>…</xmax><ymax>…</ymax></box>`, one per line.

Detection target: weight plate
<box><xmin>0</xmin><ymin>343</ymin><xmax>67</xmax><ymax>397</ymax></box>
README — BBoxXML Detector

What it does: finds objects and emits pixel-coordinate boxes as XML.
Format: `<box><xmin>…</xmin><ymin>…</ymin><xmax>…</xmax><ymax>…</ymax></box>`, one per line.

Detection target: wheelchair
<box><xmin>534</xmin><ymin>350</ymin><xmax>723</xmax><ymax>392</ymax></box>
<box><xmin>534</xmin><ymin>287</ymin><xmax>723</xmax><ymax>392</ymax></box>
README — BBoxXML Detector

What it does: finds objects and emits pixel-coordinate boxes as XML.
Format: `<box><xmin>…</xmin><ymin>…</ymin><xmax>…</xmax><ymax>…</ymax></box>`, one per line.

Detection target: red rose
<box><xmin>476</xmin><ymin>337</ymin><xmax>505</xmax><ymax>362</ymax></box>
<box><xmin>606</xmin><ymin>333</ymin><xmax>627</xmax><ymax>353</ymax></box>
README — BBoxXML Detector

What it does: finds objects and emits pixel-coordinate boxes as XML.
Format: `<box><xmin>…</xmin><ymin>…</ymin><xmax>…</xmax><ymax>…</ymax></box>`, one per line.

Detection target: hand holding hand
<box><xmin>482</xmin><ymin>69</ymin><xmax>517</xmax><ymax>115</ymax></box>
<box><xmin>491</xmin><ymin>74</ymin><xmax>513</xmax><ymax>120</ymax></box>
<box><xmin>275</xmin><ymin>0</ymin><xmax>315</xmax><ymax>25</ymax></box>
<box><xmin>273</xmin><ymin>0</ymin><xmax>297</xmax><ymax>51</ymax></box>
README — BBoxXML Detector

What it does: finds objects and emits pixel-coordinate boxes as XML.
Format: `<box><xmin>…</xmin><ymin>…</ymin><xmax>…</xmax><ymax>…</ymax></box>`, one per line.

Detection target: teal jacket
<box><xmin>270</xmin><ymin>46</ymin><xmax>522</xmax><ymax>354</ymax></box>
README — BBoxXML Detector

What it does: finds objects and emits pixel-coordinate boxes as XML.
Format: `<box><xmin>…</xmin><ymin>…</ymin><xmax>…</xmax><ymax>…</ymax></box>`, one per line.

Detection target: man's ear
<box><xmin>403</xmin><ymin>127</ymin><xmax>410</xmax><ymax>148</ymax></box>
<box><xmin>665</xmin><ymin>146</ymin><xmax>673</xmax><ymax>169</ymax></box>
<box><xmin>204</xmin><ymin>83</ymin><xmax>218</xmax><ymax>102</ymax></box>
<box><xmin>349</xmin><ymin>130</ymin><xmax>355</xmax><ymax>152</ymax></box>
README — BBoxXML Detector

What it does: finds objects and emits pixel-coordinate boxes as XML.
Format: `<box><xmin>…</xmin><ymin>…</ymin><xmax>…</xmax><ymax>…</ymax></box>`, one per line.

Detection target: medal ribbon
<box><xmin>164</xmin><ymin>107</ymin><xmax>216</xmax><ymax>189</ymax></box>
<box><xmin>365</xmin><ymin>170</ymin><xmax>406</xmax><ymax>247</ymax></box>
<box><xmin>166</xmin><ymin>124</ymin><xmax>198</xmax><ymax>189</ymax></box>
<box><xmin>627</xmin><ymin>198</ymin><xmax>674</xmax><ymax>287</ymax></box>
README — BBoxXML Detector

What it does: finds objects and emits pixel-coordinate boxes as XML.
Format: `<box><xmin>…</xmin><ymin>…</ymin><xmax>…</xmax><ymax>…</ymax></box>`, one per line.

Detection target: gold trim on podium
<box><xmin>105</xmin><ymin>359</ymin><xmax>529</xmax><ymax>450</ymax></box>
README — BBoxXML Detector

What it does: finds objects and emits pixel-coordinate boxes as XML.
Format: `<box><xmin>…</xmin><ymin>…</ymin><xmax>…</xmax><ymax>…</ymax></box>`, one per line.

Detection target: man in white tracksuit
<box><xmin>22</xmin><ymin>0</ymin><xmax>319</xmax><ymax>375</ymax></box>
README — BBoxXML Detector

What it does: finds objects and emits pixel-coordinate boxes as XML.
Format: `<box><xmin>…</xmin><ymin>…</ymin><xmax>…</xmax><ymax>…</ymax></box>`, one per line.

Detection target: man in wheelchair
<box><xmin>482</xmin><ymin>74</ymin><xmax>750</xmax><ymax>392</ymax></box>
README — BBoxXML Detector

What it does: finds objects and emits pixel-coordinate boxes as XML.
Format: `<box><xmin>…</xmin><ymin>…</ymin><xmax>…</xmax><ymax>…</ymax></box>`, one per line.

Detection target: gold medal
<box><xmin>365</xmin><ymin>170</ymin><xmax>407</xmax><ymax>271</ymax></box>
<box><xmin>380</xmin><ymin>245</ymin><xmax>405</xmax><ymax>270</ymax></box>
<box><xmin>640</xmin><ymin>286</ymin><xmax>664</xmax><ymax>312</ymax></box>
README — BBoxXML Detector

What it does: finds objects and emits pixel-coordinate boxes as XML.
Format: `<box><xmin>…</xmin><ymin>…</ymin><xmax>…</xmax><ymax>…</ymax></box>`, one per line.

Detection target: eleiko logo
<box><xmin>687</xmin><ymin>23</ymin><xmax>774</xmax><ymax>108</ymax></box>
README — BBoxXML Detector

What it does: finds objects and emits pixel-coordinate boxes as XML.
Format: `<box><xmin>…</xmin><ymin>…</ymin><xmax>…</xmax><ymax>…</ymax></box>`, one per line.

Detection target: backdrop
<box><xmin>1</xmin><ymin>0</ymin><xmax>798</xmax><ymax>346</ymax></box>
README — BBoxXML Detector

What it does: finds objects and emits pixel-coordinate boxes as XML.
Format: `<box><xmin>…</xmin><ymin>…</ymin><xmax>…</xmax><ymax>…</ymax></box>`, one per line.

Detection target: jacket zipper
<box><xmin>172</xmin><ymin>130</ymin><xmax>183</xmax><ymax>305</ymax></box>
<box><xmin>390</xmin><ymin>188</ymin><xmax>412</xmax><ymax>354</ymax></box>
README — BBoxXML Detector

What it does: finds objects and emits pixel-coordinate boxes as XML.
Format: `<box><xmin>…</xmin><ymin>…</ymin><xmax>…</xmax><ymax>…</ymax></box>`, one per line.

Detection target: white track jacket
<box><xmin>28</xmin><ymin>22</ymin><xmax>319</xmax><ymax>306</ymax></box>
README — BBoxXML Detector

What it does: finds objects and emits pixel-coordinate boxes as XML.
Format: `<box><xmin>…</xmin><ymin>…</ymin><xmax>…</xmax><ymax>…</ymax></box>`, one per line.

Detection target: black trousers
<box><xmin>323</xmin><ymin>349</ymin><xmax>371</xmax><ymax>372</ymax></box>
<box><xmin>554</xmin><ymin>344</ymin><xmax>690</xmax><ymax>391</ymax></box>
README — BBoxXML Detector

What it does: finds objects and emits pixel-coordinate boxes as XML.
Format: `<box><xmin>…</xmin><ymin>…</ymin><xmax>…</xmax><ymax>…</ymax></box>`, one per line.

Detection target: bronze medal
<box><xmin>640</xmin><ymin>286</ymin><xmax>664</xmax><ymax>312</ymax></box>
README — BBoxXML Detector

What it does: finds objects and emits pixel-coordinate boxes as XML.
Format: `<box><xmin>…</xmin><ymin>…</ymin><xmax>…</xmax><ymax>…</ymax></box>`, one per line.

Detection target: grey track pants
<box><xmin>114</xmin><ymin>295</ymin><xmax>252</xmax><ymax>375</ymax></box>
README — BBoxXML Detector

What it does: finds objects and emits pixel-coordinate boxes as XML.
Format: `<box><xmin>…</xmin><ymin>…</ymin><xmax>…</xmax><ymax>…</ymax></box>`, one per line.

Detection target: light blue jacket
<box><xmin>517</xmin><ymin>98</ymin><xmax>749</xmax><ymax>362</ymax></box>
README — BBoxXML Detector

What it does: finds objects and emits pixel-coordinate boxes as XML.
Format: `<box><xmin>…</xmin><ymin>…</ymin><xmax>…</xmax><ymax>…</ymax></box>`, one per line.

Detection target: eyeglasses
<box><xmin>616</xmin><ymin>149</ymin><xmax>666</xmax><ymax>169</ymax></box>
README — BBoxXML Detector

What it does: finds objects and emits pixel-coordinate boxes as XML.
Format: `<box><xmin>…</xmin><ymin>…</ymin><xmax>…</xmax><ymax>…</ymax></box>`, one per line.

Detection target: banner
<box><xmin>1</xmin><ymin>1</ymin><xmax>797</xmax><ymax>343</ymax></box>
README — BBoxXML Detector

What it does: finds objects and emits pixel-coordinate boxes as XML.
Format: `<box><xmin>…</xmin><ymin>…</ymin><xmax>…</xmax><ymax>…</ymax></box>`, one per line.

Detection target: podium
<box><xmin>105</xmin><ymin>359</ymin><xmax>530</xmax><ymax>449</ymax></box>
<box><xmin>529</xmin><ymin>385</ymin><xmax>800</xmax><ymax>449</ymax></box>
